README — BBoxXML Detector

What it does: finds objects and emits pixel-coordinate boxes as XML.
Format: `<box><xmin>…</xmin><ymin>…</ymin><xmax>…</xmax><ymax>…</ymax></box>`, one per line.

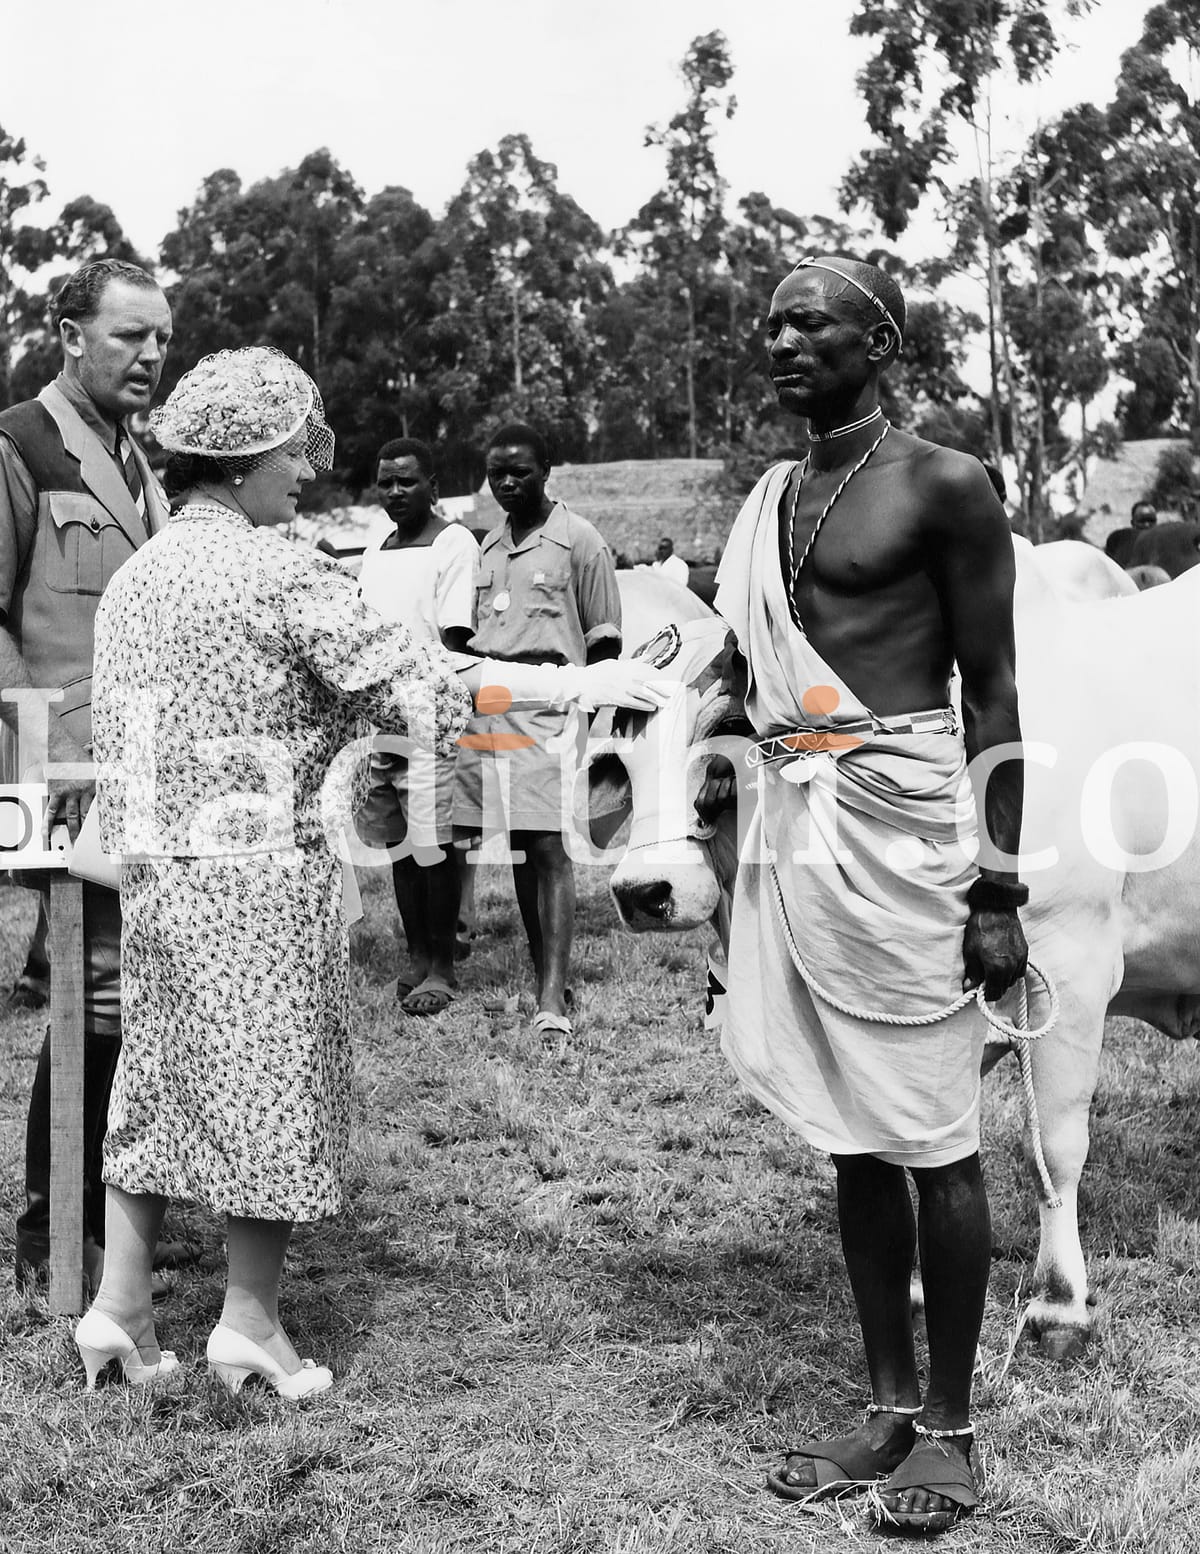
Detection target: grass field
<box><xmin>1</xmin><ymin>864</ymin><xmax>1199</xmax><ymax>1553</ymax></box>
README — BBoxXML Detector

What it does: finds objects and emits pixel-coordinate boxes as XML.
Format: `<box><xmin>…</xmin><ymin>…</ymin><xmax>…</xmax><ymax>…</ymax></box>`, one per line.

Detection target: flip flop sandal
<box><xmin>870</xmin><ymin>1427</ymin><xmax>979</xmax><ymax>1534</ymax></box>
<box><xmin>532</xmin><ymin>1010</ymin><xmax>573</xmax><ymax>1036</ymax></box>
<box><xmin>768</xmin><ymin>1407</ymin><xmax>919</xmax><ymax>1504</ymax></box>
<box><xmin>401</xmin><ymin>977</ymin><xmax>456</xmax><ymax>1016</ymax></box>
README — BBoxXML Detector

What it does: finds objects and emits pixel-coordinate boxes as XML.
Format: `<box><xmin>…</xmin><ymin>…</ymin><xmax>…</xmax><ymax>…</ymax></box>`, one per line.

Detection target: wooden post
<box><xmin>47</xmin><ymin>871</ymin><xmax>85</xmax><ymax>1315</ymax></box>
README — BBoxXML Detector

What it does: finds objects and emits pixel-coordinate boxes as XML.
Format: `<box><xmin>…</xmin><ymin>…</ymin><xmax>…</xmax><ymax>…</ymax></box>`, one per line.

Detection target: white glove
<box><xmin>550</xmin><ymin>659</ymin><xmax>677</xmax><ymax>713</ymax></box>
<box><xmin>470</xmin><ymin>658</ymin><xmax>675</xmax><ymax>713</ymax></box>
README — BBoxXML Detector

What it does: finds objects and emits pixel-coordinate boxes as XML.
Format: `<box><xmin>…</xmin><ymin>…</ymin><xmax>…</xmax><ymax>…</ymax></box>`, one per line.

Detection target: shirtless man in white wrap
<box><xmin>710</xmin><ymin>257</ymin><xmax>1027</xmax><ymax>1534</ymax></box>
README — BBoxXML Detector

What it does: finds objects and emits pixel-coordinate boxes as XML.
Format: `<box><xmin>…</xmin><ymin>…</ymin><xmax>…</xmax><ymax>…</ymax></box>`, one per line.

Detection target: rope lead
<box><xmin>765</xmin><ymin>863</ymin><xmax>1062</xmax><ymax>1207</ymax></box>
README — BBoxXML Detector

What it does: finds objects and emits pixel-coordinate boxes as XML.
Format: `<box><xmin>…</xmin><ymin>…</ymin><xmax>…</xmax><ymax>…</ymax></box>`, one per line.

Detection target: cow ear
<box><xmin>717</xmin><ymin>632</ymin><xmax>748</xmax><ymax>702</ymax></box>
<box><xmin>587</xmin><ymin>752</ymin><xmax>632</xmax><ymax>849</ymax></box>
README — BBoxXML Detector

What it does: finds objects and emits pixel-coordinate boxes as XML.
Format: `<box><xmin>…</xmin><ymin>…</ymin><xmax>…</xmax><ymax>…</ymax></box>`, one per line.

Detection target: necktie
<box><xmin>117</xmin><ymin>434</ymin><xmax>148</xmax><ymax>529</ymax></box>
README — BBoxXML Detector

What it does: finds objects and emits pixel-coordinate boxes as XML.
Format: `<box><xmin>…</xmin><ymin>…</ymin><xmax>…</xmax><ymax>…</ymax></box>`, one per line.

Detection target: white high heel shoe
<box><xmin>206</xmin><ymin>1324</ymin><xmax>333</xmax><ymax>1400</ymax></box>
<box><xmin>74</xmin><ymin>1308</ymin><xmax>179</xmax><ymax>1390</ymax></box>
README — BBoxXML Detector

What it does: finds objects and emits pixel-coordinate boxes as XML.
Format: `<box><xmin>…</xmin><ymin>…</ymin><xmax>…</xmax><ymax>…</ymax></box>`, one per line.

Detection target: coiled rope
<box><xmin>766</xmin><ymin>862</ymin><xmax>1062</xmax><ymax>1207</ymax></box>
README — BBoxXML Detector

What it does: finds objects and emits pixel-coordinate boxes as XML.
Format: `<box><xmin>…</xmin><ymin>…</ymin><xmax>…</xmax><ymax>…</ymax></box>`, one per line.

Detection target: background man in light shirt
<box><xmin>357</xmin><ymin>437</ymin><xmax>479</xmax><ymax>1016</ymax></box>
<box><xmin>652</xmin><ymin>535</ymin><xmax>689</xmax><ymax>587</ymax></box>
<box><xmin>454</xmin><ymin>422</ymin><xmax>622</xmax><ymax>1036</ymax></box>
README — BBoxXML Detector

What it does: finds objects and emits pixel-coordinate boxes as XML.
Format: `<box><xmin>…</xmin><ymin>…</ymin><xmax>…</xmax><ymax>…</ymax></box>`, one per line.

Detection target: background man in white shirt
<box><xmin>357</xmin><ymin>438</ymin><xmax>479</xmax><ymax>1016</ymax></box>
<box><xmin>652</xmin><ymin>535</ymin><xmax>689</xmax><ymax>587</ymax></box>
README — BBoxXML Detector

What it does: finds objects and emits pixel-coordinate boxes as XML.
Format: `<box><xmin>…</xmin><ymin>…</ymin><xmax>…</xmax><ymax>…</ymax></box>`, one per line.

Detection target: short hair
<box><xmin>793</xmin><ymin>254</ymin><xmax>907</xmax><ymax>354</ymax></box>
<box><xmin>377</xmin><ymin>437</ymin><xmax>435</xmax><ymax>479</ymax></box>
<box><xmin>486</xmin><ymin>421</ymin><xmax>549</xmax><ymax>466</ymax></box>
<box><xmin>1132</xmin><ymin>499</ymin><xmax>1157</xmax><ymax>521</ymax></box>
<box><xmin>51</xmin><ymin>259</ymin><xmax>161</xmax><ymax>330</ymax></box>
<box><xmin>161</xmin><ymin>451</ymin><xmax>227</xmax><ymax>502</ymax></box>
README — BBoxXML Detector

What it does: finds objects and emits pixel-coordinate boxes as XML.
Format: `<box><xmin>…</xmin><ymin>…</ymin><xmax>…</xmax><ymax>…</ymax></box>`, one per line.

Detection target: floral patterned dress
<box><xmin>92</xmin><ymin>504</ymin><xmax>470</xmax><ymax>1220</ymax></box>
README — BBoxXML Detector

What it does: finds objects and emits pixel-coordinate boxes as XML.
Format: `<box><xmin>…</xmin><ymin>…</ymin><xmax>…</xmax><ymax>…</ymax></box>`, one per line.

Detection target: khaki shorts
<box><xmin>356</xmin><ymin>745</ymin><xmax>460</xmax><ymax>853</ymax></box>
<box><xmin>453</xmin><ymin>707</ymin><xmax>586</xmax><ymax>835</ymax></box>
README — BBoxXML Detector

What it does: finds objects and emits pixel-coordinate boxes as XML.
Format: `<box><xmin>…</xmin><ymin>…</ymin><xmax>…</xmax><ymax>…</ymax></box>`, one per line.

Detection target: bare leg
<box><xmin>391</xmin><ymin>857</ymin><xmax>431</xmax><ymax>990</ymax></box>
<box><xmin>838</xmin><ymin>1153</ymin><xmax>924</xmax><ymax>1406</ymax></box>
<box><xmin>220</xmin><ymin>1216</ymin><xmax>303</xmax><ymax>1374</ymax></box>
<box><xmin>510</xmin><ymin>833</ymin><xmax>544</xmax><ymax>988</ymax></box>
<box><xmin>913</xmin><ymin>1153</ymin><xmax>989</xmax><ymax>1425</ymax></box>
<box><xmin>774</xmin><ymin>1152</ymin><xmax>920</xmax><ymax>1493</ymax></box>
<box><xmin>455</xmin><ymin>836</ymin><xmax>477</xmax><ymax>957</ymax></box>
<box><xmin>424</xmin><ymin>851</ymin><xmax>463</xmax><ymax>981</ymax></box>
<box><xmin>90</xmin><ymin>1185</ymin><xmax>168</xmax><ymax>1362</ymax></box>
<box><xmin>402</xmin><ymin>853</ymin><xmax>462</xmax><ymax>1013</ymax></box>
<box><xmin>872</xmin><ymin>1153</ymin><xmax>989</xmax><ymax>1526</ymax></box>
<box><xmin>511</xmin><ymin>830</ymin><xmax>574</xmax><ymax>1017</ymax></box>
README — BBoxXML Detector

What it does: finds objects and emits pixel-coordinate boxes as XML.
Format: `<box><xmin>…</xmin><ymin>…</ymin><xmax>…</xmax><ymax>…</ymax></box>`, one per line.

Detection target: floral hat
<box><xmin>151</xmin><ymin>346</ymin><xmax>334</xmax><ymax>470</ymax></box>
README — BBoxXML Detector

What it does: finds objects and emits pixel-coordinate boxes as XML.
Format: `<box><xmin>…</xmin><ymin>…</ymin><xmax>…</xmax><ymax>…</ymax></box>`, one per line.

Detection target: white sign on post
<box><xmin>0</xmin><ymin>782</ymin><xmax>85</xmax><ymax>1312</ymax></box>
<box><xmin>0</xmin><ymin>784</ymin><xmax>70</xmax><ymax>869</ymax></box>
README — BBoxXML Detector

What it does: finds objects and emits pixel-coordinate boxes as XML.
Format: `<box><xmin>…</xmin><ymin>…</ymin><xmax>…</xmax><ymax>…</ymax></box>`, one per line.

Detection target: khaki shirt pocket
<box><xmin>527</xmin><ymin>562</ymin><xmax>571</xmax><ymax>616</ymax></box>
<box><xmin>44</xmin><ymin>493</ymin><xmax>131</xmax><ymax>597</ymax></box>
<box><xmin>474</xmin><ymin>566</ymin><xmax>496</xmax><ymax>619</ymax></box>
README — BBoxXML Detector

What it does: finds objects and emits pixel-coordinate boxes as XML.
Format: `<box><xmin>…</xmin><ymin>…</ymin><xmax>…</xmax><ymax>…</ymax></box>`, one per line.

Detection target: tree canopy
<box><xmin>4</xmin><ymin>11</ymin><xmax>1194</xmax><ymax>531</ymax></box>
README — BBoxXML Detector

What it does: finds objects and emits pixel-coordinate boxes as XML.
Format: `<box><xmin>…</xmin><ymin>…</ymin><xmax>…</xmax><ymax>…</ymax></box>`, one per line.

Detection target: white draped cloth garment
<box><xmin>714</xmin><ymin>463</ymin><xmax>986</xmax><ymax>1167</ymax></box>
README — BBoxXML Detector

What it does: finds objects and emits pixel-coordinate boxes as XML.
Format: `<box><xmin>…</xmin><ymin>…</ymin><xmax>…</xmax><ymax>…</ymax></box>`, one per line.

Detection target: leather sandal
<box><xmin>400</xmin><ymin>976</ymin><xmax>456</xmax><ymax>1016</ymax></box>
<box><xmin>871</xmin><ymin>1423</ymin><xmax>980</xmax><ymax>1534</ymax></box>
<box><xmin>767</xmin><ymin>1405</ymin><xmax>919</xmax><ymax>1503</ymax></box>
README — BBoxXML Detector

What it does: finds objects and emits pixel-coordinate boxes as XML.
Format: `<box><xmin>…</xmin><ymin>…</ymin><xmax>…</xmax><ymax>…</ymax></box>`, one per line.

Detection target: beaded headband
<box><xmin>791</xmin><ymin>257</ymin><xmax>904</xmax><ymax>353</ymax></box>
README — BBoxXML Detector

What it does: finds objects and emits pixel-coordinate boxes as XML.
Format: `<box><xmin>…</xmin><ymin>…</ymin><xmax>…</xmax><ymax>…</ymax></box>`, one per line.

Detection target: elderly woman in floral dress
<box><xmin>74</xmin><ymin>348</ymin><xmax>667</xmax><ymax>1398</ymax></box>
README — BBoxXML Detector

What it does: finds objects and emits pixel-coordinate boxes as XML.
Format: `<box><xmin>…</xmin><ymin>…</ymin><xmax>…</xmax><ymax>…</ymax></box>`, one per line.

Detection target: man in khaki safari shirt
<box><xmin>0</xmin><ymin>258</ymin><xmax>172</xmax><ymax>1290</ymax></box>
<box><xmin>455</xmin><ymin>422</ymin><xmax>621</xmax><ymax>1036</ymax></box>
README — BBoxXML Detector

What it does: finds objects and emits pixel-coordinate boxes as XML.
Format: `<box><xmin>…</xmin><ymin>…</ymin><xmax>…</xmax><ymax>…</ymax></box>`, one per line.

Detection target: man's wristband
<box><xmin>967</xmin><ymin>877</ymin><xmax>1029</xmax><ymax>913</ymax></box>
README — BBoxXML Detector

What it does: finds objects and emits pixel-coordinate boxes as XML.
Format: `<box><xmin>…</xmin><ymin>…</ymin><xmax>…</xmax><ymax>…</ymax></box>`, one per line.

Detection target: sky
<box><xmin>2</xmin><ymin>0</ymin><xmax>1151</xmax><ymax>268</ymax></box>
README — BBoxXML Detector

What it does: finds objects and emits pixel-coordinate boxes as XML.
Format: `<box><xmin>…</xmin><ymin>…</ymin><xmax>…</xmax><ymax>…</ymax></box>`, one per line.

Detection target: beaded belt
<box><xmin>746</xmin><ymin>706</ymin><xmax>958</xmax><ymax>769</ymax></box>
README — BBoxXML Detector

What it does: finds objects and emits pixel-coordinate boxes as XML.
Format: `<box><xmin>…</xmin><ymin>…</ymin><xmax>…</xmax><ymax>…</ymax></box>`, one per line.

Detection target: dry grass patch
<box><xmin>0</xmin><ymin>869</ymin><xmax>1198</xmax><ymax>1551</ymax></box>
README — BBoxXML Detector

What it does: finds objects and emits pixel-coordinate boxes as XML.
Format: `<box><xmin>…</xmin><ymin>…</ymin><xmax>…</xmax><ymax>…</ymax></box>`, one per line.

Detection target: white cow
<box><xmin>616</xmin><ymin>566</ymin><xmax>714</xmax><ymax>651</ymax></box>
<box><xmin>1026</xmin><ymin>539</ymin><xmax>1137</xmax><ymax>603</ymax></box>
<box><xmin>600</xmin><ymin>538</ymin><xmax>1200</xmax><ymax>1357</ymax></box>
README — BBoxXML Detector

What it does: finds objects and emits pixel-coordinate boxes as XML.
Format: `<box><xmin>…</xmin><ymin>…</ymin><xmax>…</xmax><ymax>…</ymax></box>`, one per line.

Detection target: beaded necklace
<box><xmin>785</xmin><ymin>422</ymin><xmax>890</xmax><ymax>632</ymax></box>
<box><xmin>808</xmin><ymin>406</ymin><xmax>884</xmax><ymax>442</ymax></box>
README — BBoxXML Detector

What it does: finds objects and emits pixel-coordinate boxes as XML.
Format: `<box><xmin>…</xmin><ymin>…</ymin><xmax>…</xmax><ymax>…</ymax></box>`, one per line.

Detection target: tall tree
<box><xmin>1081</xmin><ymin>1</ymin><xmax>1200</xmax><ymax>438</ymax></box>
<box><xmin>624</xmin><ymin>30</ymin><xmax>736</xmax><ymax>459</ymax></box>
<box><xmin>51</xmin><ymin>194</ymin><xmax>148</xmax><ymax>268</ymax></box>
<box><xmin>323</xmin><ymin>185</ymin><xmax>445</xmax><ymax>487</ymax></box>
<box><xmin>843</xmin><ymin>0</ymin><xmax>1093</xmax><ymax>531</ymax></box>
<box><xmin>433</xmin><ymin>134</ymin><xmax>611</xmax><ymax>470</ymax></box>
<box><xmin>162</xmin><ymin>150</ymin><xmax>364</xmax><ymax>395</ymax></box>
<box><xmin>0</xmin><ymin>126</ymin><xmax>55</xmax><ymax>407</ymax></box>
<box><xmin>994</xmin><ymin>111</ymin><xmax>1112</xmax><ymax>512</ymax></box>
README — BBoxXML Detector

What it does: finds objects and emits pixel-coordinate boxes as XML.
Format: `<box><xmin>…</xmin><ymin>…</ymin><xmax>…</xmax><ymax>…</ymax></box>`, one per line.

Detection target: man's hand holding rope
<box><xmin>962</xmin><ymin>876</ymin><xmax>1029</xmax><ymax>1003</ymax></box>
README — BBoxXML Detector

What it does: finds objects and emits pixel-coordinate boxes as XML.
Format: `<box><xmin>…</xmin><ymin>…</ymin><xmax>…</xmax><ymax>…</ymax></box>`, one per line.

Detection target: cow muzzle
<box><xmin>609</xmin><ymin>838</ymin><xmax>721</xmax><ymax>932</ymax></box>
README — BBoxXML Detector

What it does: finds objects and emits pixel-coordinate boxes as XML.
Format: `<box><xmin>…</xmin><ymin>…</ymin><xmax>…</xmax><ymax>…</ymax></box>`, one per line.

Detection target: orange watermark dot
<box><xmin>781</xmin><ymin>685</ymin><xmax>864</xmax><ymax>753</ymax></box>
<box><xmin>457</xmin><ymin>685</ymin><xmax>538</xmax><ymax>751</ymax></box>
